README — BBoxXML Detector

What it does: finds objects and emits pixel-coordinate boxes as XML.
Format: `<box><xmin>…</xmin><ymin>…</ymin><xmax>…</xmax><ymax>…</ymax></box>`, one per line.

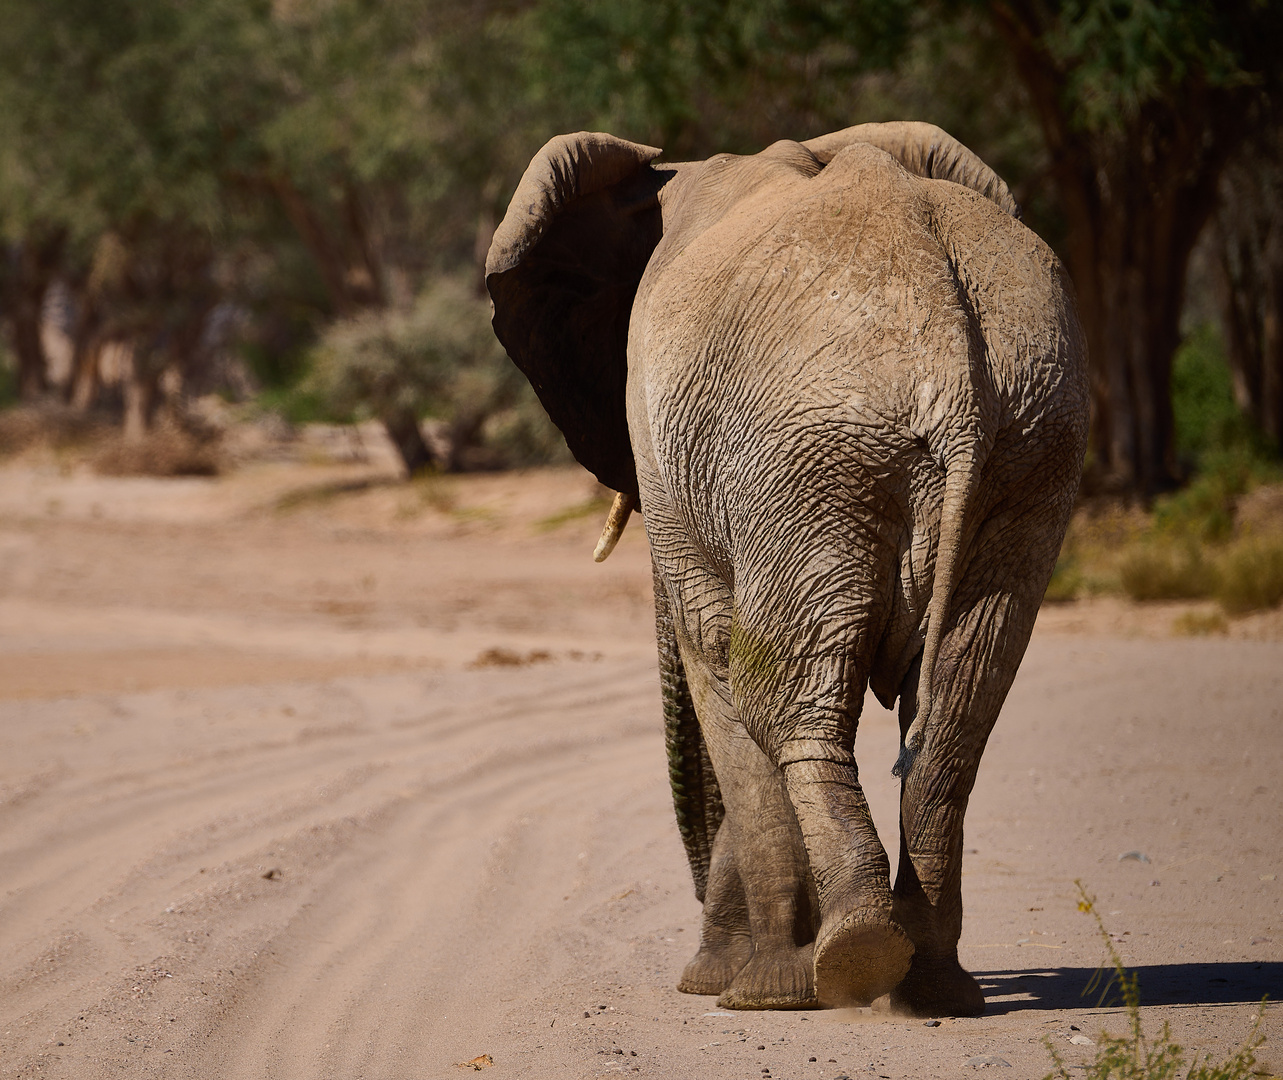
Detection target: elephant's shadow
<box><xmin>976</xmin><ymin>962</ymin><xmax>1281</xmax><ymax>1014</ymax></box>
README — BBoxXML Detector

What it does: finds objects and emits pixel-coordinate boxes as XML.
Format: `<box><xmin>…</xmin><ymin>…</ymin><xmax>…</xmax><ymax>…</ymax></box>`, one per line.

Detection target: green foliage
<box><xmin>1170</xmin><ymin>325</ymin><xmax>1255</xmax><ymax>469</ymax></box>
<box><xmin>303</xmin><ymin>276</ymin><xmax>565</xmax><ymax>468</ymax></box>
<box><xmin>1152</xmin><ymin>468</ymin><xmax>1247</xmax><ymax>545</ymax></box>
<box><xmin>1150</xmin><ymin>450</ymin><xmax>1281</xmax><ymax>545</ymax></box>
<box><xmin>305</xmin><ymin>277</ymin><xmax>505</xmax><ymax>423</ymax></box>
<box><xmin>1044</xmin><ymin>0</ymin><xmax>1260</xmax><ymax>134</ymax></box>
<box><xmin>1044</xmin><ymin>885</ymin><xmax>1266</xmax><ymax>1080</ymax></box>
<box><xmin>526</xmin><ymin>0</ymin><xmax>917</xmax><ymax>155</ymax></box>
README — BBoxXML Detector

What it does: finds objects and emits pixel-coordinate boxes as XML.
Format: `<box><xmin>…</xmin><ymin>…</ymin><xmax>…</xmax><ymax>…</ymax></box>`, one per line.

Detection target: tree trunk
<box><xmin>2</xmin><ymin>233</ymin><xmax>64</xmax><ymax>401</ymax></box>
<box><xmin>271</xmin><ymin>175</ymin><xmax>384</xmax><ymax>317</ymax></box>
<box><xmin>66</xmin><ymin>295</ymin><xmax>105</xmax><ymax>412</ymax></box>
<box><xmin>122</xmin><ymin>344</ymin><xmax>164</xmax><ymax>442</ymax></box>
<box><xmin>989</xmin><ymin>1</ymin><xmax>1253</xmax><ymax>494</ymax></box>
<box><xmin>1073</xmin><ymin>182</ymin><xmax>1195</xmax><ymax>494</ymax></box>
<box><xmin>381</xmin><ymin>408</ymin><xmax>435</xmax><ymax>476</ymax></box>
<box><xmin>1213</xmin><ymin>120</ymin><xmax>1283</xmax><ymax>448</ymax></box>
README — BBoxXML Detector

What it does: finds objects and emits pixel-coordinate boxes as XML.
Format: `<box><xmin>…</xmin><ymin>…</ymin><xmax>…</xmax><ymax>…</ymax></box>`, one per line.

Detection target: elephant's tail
<box><xmin>654</xmin><ymin>563</ymin><xmax>725</xmax><ymax>901</ymax></box>
<box><xmin>894</xmin><ymin>445</ymin><xmax>984</xmax><ymax>778</ymax></box>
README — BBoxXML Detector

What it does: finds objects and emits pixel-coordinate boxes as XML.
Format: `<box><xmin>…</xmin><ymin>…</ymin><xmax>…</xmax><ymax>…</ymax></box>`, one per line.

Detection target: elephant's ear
<box><xmin>804</xmin><ymin>121</ymin><xmax>1021</xmax><ymax>219</ymax></box>
<box><xmin>486</xmin><ymin>132</ymin><xmax>666</xmax><ymax>496</ymax></box>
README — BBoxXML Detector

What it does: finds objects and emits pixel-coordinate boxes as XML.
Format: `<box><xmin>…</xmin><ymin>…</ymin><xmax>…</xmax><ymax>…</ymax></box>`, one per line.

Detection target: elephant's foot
<box><xmin>813</xmin><ymin>909</ymin><xmax>914</xmax><ymax>1007</ymax></box>
<box><xmin>677</xmin><ymin>932</ymin><xmax>754</xmax><ymax>996</ymax></box>
<box><xmin>716</xmin><ymin>943</ymin><xmax>817</xmax><ymax>1010</ymax></box>
<box><xmin>889</xmin><ymin>954</ymin><xmax>985</xmax><ymax>1017</ymax></box>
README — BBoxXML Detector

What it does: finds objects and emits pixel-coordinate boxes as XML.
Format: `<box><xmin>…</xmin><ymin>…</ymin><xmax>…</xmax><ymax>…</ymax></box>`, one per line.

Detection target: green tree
<box><xmin>521</xmin><ymin>0</ymin><xmax>1283</xmax><ymax>494</ymax></box>
<box><xmin>986</xmin><ymin>0</ymin><xmax>1283</xmax><ymax>493</ymax></box>
<box><xmin>1210</xmin><ymin>106</ymin><xmax>1283</xmax><ymax>451</ymax></box>
<box><xmin>0</xmin><ymin>0</ymin><xmax>544</xmax><ymax>455</ymax></box>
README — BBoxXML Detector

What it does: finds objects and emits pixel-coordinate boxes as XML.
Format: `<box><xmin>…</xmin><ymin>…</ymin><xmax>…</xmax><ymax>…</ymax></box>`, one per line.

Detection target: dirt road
<box><xmin>1</xmin><ymin>453</ymin><xmax>1279</xmax><ymax>1079</ymax></box>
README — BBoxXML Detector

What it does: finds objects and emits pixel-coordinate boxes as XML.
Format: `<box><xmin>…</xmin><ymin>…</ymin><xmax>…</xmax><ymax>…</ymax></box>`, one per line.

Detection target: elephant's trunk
<box><xmin>593</xmin><ymin>491</ymin><xmax>637</xmax><ymax>562</ymax></box>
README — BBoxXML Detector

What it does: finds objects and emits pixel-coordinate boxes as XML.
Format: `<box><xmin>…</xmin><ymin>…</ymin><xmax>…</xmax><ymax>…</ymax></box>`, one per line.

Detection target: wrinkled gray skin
<box><xmin>486</xmin><ymin>123</ymin><xmax>1089</xmax><ymax>1016</ymax></box>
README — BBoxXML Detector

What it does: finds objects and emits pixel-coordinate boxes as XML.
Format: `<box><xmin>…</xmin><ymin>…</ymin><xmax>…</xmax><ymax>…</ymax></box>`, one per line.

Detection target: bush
<box><xmin>1214</xmin><ymin>537</ymin><xmax>1283</xmax><ymax>614</ymax></box>
<box><xmin>0</xmin><ymin>403</ymin><xmax>107</xmax><ymax>457</ymax></box>
<box><xmin>93</xmin><ymin>425</ymin><xmax>220</xmax><ymax>477</ymax></box>
<box><xmin>304</xmin><ymin>276</ymin><xmax>565</xmax><ymax>472</ymax></box>
<box><xmin>1044</xmin><ymin>552</ymin><xmax>1085</xmax><ymax>602</ymax></box>
<box><xmin>1118</xmin><ymin>542</ymin><xmax>1214</xmax><ymax>602</ymax></box>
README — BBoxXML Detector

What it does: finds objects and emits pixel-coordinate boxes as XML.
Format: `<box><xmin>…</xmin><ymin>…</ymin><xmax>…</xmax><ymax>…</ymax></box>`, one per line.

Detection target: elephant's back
<box><xmin>632</xmin><ymin>143</ymin><xmax>1086</xmax><ymax>593</ymax></box>
<box><xmin>634</xmin><ymin>144</ymin><xmax>979</xmax><ymax>486</ymax></box>
<box><xmin>634</xmin><ymin>143</ymin><xmax>1086</xmax><ymax>476</ymax></box>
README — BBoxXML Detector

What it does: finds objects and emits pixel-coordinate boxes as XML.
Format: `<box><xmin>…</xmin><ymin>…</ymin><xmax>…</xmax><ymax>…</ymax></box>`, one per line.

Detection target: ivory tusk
<box><xmin>592</xmin><ymin>492</ymin><xmax>637</xmax><ymax>562</ymax></box>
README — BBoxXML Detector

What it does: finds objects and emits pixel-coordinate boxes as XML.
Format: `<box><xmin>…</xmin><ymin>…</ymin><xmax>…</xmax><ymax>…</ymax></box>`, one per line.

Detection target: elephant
<box><xmin>485</xmin><ymin>122</ymin><xmax>1088</xmax><ymax>1016</ymax></box>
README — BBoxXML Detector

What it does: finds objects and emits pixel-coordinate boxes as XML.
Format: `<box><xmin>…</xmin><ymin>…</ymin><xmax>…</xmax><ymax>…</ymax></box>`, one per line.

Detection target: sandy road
<box><xmin>0</xmin><ymin>457</ymin><xmax>1280</xmax><ymax>1079</ymax></box>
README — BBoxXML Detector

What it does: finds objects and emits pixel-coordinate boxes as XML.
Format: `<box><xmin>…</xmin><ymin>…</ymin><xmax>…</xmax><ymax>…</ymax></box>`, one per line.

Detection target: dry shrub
<box><xmin>1214</xmin><ymin>537</ymin><xmax>1283</xmax><ymax>613</ymax></box>
<box><xmin>1046</xmin><ymin>886</ymin><xmax>1267</xmax><ymax>1080</ymax></box>
<box><xmin>468</xmin><ymin>647</ymin><xmax>552</xmax><ymax>668</ymax></box>
<box><xmin>0</xmin><ymin>404</ymin><xmax>107</xmax><ymax>456</ymax></box>
<box><xmin>93</xmin><ymin>425</ymin><xmax>220</xmax><ymax>477</ymax></box>
<box><xmin>1043</xmin><ymin>554</ymin><xmax>1085</xmax><ymax>602</ymax></box>
<box><xmin>1118</xmin><ymin>542</ymin><xmax>1214</xmax><ymax>601</ymax></box>
<box><xmin>1171</xmin><ymin>609</ymin><xmax>1229</xmax><ymax>636</ymax></box>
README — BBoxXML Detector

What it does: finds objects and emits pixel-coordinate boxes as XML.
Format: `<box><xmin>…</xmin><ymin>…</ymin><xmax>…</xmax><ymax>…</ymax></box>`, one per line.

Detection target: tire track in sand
<box><xmin>1</xmin><ymin>657</ymin><xmax>691</xmax><ymax>1079</ymax></box>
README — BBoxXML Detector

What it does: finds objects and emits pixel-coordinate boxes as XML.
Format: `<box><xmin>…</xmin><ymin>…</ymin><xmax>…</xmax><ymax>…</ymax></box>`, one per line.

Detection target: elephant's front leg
<box><xmin>681</xmin><ymin>640</ymin><xmax>818</xmax><ymax>1010</ymax></box>
<box><xmin>677</xmin><ymin>823</ymin><xmax>753</xmax><ymax>995</ymax></box>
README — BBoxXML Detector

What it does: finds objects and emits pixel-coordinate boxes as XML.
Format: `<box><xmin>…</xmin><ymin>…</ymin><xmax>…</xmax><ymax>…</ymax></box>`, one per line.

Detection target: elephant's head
<box><xmin>485</xmin><ymin>123</ymin><xmax>1019</xmax><ymax>498</ymax></box>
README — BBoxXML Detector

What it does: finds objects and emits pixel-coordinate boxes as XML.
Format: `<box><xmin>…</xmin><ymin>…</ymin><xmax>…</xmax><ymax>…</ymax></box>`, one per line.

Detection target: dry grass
<box><xmin>1170</xmin><ymin>609</ymin><xmax>1229</xmax><ymax>636</ymax></box>
<box><xmin>1050</xmin><ymin>477</ymin><xmax>1283</xmax><ymax>618</ymax></box>
<box><xmin>1118</xmin><ymin>543</ymin><xmax>1213</xmax><ymax>602</ymax></box>
<box><xmin>0</xmin><ymin>404</ymin><xmax>222</xmax><ymax>477</ymax></box>
<box><xmin>1215</xmin><ymin>537</ymin><xmax>1283</xmax><ymax>613</ymax></box>
<box><xmin>0</xmin><ymin>403</ymin><xmax>108</xmax><ymax>457</ymax></box>
<box><xmin>93</xmin><ymin>426</ymin><xmax>221</xmax><ymax>477</ymax></box>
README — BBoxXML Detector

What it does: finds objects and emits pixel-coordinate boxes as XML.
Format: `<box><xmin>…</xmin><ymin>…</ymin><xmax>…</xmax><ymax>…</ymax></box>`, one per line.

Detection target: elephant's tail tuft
<box><xmin>654</xmin><ymin>564</ymin><xmax>725</xmax><ymax>899</ymax></box>
<box><xmin>894</xmin><ymin>443</ymin><xmax>984</xmax><ymax>778</ymax></box>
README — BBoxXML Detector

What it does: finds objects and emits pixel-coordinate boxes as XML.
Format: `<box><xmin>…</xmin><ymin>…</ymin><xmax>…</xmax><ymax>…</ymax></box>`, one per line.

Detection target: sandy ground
<box><xmin>1</xmin><ymin>444</ymin><xmax>1280</xmax><ymax>1080</ymax></box>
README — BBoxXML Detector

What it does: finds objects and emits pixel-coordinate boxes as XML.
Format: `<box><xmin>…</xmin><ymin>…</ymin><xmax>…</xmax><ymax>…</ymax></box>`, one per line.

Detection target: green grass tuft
<box><xmin>1043</xmin><ymin>885</ymin><xmax>1268</xmax><ymax>1080</ymax></box>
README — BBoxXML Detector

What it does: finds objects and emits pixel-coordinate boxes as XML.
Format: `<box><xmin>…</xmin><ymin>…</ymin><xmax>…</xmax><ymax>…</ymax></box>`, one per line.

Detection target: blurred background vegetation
<box><xmin>0</xmin><ymin>0</ymin><xmax>1280</xmax><ymax>514</ymax></box>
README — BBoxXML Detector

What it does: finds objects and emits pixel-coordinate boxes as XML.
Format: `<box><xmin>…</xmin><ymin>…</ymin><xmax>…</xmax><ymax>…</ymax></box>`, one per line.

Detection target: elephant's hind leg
<box><xmin>782</xmin><ymin>757</ymin><xmax>915</xmax><ymax>1006</ymax></box>
<box><xmin>680</xmin><ymin>638</ymin><xmax>818</xmax><ymax>1010</ymax></box>
<box><xmin>886</xmin><ymin>647</ymin><xmax>987</xmax><ymax>1018</ymax></box>
<box><xmin>677</xmin><ymin>825</ymin><xmax>754</xmax><ymax>995</ymax></box>
<box><xmin>890</xmin><ymin>506</ymin><xmax>1061</xmax><ymax>1017</ymax></box>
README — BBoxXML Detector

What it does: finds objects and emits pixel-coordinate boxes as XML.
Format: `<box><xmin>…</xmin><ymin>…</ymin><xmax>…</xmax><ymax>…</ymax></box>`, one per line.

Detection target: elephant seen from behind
<box><xmin>485</xmin><ymin>122</ymin><xmax>1088</xmax><ymax>1016</ymax></box>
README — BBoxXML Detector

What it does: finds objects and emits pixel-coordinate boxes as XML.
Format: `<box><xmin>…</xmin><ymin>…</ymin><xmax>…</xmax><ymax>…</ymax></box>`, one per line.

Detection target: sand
<box><xmin>1</xmin><ymin>450</ymin><xmax>1279</xmax><ymax>1079</ymax></box>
